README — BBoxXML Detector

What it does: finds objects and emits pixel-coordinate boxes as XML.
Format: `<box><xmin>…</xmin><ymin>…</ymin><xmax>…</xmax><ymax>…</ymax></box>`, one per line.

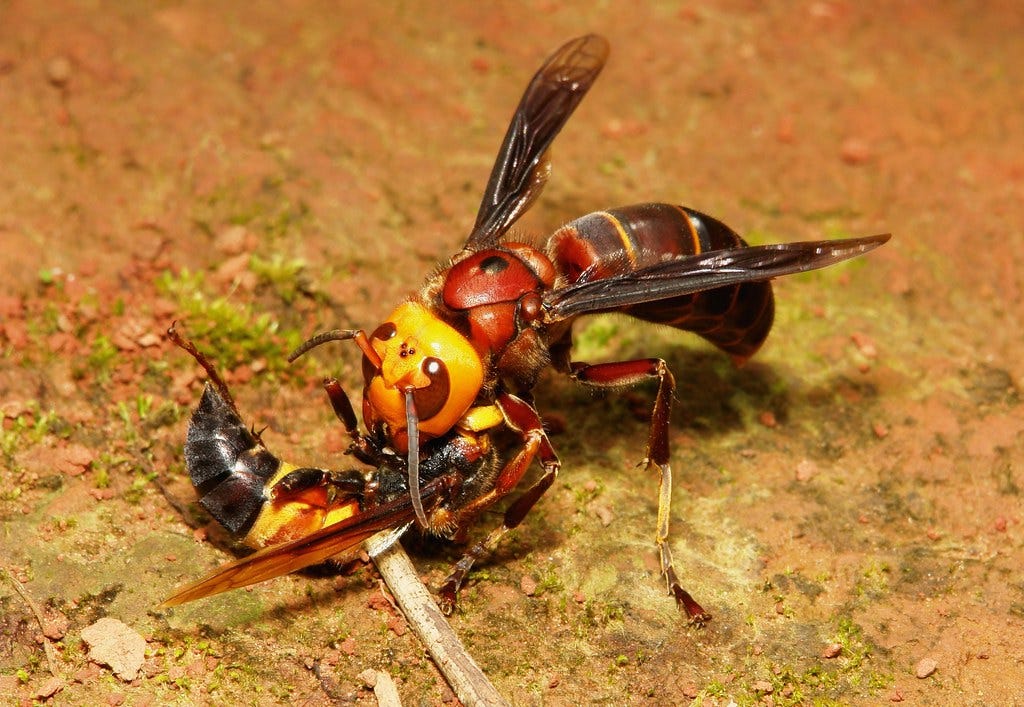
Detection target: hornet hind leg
<box><xmin>569</xmin><ymin>357</ymin><xmax>711</xmax><ymax>624</ymax></box>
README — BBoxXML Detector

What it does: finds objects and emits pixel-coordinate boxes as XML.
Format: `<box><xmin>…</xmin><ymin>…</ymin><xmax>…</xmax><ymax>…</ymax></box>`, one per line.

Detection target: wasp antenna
<box><xmin>167</xmin><ymin>321</ymin><xmax>237</xmax><ymax>411</ymax></box>
<box><xmin>288</xmin><ymin>329</ymin><xmax>359</xmax><ymax>362</ymax></box>
<box><xmin>404</xmin><ymin>389</ymin><xmax>429</xmax><ymax>531</ymax></box>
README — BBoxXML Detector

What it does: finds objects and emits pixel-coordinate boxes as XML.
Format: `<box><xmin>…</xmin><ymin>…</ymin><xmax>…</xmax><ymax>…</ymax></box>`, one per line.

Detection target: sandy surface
<box><xmin>1</xmin><ymin>2</ymin><xmax>1022</xmax><ymax>705</ymax></box>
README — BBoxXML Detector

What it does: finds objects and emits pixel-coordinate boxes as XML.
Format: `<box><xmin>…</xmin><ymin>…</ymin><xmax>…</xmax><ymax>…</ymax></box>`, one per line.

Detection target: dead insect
<box><xmin>162</xmin><ymin>34</ymin><xmax>888</xmax><ymax>622</ymax></box>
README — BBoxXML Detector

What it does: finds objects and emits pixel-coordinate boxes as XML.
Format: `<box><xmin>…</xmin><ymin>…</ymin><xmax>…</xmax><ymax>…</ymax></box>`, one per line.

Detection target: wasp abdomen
<box><xmin>184</xmin><ymin>384</ymin><xmax>280</xmax><ymax>536</ymax></box>
<box><xmin>548</xmin><ymin>203</ymin><xmax>775</xmax><ymax>361</ymax></box>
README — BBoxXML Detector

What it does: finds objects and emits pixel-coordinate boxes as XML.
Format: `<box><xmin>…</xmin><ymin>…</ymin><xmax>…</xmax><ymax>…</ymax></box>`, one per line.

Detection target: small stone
<box><xmin>1</xmin><ymin>400</ymin><xmax>32</xmax><ymax>419</ymax></box>
<box><xmin>36</xmin><ymin>676</ymin><xmax>65</xmax><ymax>699</ymax></box>
<box><xmin>795</xmin><ymin>458</ymin><xmax>818</xmax><ymax>482</ymax></box>
<box><xmin>840</xmin><ymin>137</ymin><xmax>872</xmax><ymax>165</ymax></box>
<box><xmin>822</xmin><ymin>643</ymin><xmax>843</xmax><ymax>659</ymax></box>
<box><xmin>914</xmin><ymin>657</ymin><xmax>937</xmax><ymax>679</ymax></box>
<box><xmin>59</xmin><ymin>444</ymin><xmax>93</xmax><ymax>475</ymax></box>
<box><xmin>357</xmin><ymin>668</ymin><xmax>377</xmax><ymax>688</ymax></box>
<box><xmin>81</xmin><ymin>617</ymin><xmax>147</xmax><ymax>681</ymax></box>
<box><xmin>386</xmin><ymin>616</ymin><xmax>407</xmax><ymax>636</ymax></box>
<box><xmin>758</xmin><ymin>410</ymin><xmax>778</xmax><ymax>428</ymax></box>
<box><xmin>47</xmin><ymin>56</ymin><xmax>72</xmax><ymax>86</ymax></box>
<box><xmin>851</xmin><ymin>331</ymin><xmax>878</xmax><ymax>358</ymax></box>
<box><xmin>43</xmin><ymin>612</ymin><xmax>70</xmax><ymax>640</ymax></box>
<box><xmin>213</xmin><ymin>225</ymin><xmax>254</xmax><ymax>256</ymax></box>
<box><xmin>137</xmin><ymin>332</ymin><xmax>162</xmax><ymax>348</ymax></box>
<box><xmin>520</xmin><ymin>575</ymin><xmax>538</xmax><ymax>597</ymax></box>
<box><xmin>73</xmin><ymin>663</ymin><xmax>101</xmax><ymax>683</ymax></box>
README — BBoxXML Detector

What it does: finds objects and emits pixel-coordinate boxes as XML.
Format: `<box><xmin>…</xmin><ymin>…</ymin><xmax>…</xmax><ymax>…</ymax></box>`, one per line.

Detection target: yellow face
<box><xmin>363</xmin><ymin>302</ymin><xmax>483</xmax><ymax>448</ymax></box>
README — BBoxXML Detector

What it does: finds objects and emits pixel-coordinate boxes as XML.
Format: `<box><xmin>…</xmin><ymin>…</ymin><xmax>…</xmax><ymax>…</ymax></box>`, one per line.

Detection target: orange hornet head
<box><xmin>361</xmin><ymin>301</ymin><xmax>484</xmax><ymax>452</ymax></box>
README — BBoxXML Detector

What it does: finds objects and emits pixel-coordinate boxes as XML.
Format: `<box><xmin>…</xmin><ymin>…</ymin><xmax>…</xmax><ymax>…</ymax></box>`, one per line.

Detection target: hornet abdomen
<box><xmin>547</xmin><ymin>202</ymin><xmax>774</xmax><ymax>362</ymax></box>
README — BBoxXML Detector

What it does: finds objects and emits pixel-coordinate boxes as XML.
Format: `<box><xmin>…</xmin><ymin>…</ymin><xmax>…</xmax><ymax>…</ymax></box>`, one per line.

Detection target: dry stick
<box><xmin>365</xmin><ymin>531</ymin><xmax>510</xmax><ymax>707</ymax></box>
<box><xmin>2</xmin><ymin>565</ymin><xmax>59</xmax><ymax>677</ymax></box>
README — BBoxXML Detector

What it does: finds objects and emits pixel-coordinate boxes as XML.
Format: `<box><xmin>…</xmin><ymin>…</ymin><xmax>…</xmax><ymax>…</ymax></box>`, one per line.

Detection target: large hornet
<box><xmin>163</xmin><ymin>34</ymin><xmax>888</xmax><ymax>622</ymax></box>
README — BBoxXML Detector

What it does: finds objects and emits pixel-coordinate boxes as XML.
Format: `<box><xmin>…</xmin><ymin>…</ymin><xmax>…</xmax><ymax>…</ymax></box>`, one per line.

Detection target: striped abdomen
<box><xmin>185</xmin><ymin>383</ymin><xmax>361</xmax><ymax>547</ymax></box>
<box><xmin>546</xmin><ymin>203</ymin><xmax>774</xmax><ymax>361</ymax></box>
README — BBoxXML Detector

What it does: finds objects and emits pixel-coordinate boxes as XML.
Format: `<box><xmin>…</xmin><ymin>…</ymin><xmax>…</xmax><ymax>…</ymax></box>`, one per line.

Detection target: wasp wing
<box><xmin>543</xmin><ymin>234</ymin><xmax>890</xmax><ymax>322</ymax></box>
<box><xmin>159</xmin><ymin>478</ymin><xmax>451</xmax><ymax>607</ymax></box>
<box><xmin>465</xmin><ymin>34</ymin><xmax>609</xmax><ymax>250</ymax></box>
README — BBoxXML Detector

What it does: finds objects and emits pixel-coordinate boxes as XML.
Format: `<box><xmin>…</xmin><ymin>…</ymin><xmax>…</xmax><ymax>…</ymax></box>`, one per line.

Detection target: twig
<box><xmin>365</xmin><ymin>531</ymin><xmax>509</xmax><ymax>707</ymax></box>
<box><xmin>2</xmin><ymin>565</ymin><xmax>59</xmax><ymax>677</ymax></box>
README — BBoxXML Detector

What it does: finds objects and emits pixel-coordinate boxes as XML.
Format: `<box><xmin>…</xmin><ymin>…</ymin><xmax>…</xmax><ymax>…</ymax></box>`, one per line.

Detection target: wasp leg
<box><xmin>322</xmin><ymin>377</ymin><xmax>388</xmax><ymax>467</ymax></box>
<box><xmin>569</xmin><ymin>358</ymin><xmax>710</xmax><ymax>624</ymax></box>
<box><xmin>437</xmin><ymin>393</ymin><xmax>560</xmax><ymax>615</ymax></box>
<box><xmin>272</xmin><ymin>467</ymin><xmax>365</xmax><ymax>498</ymax></box>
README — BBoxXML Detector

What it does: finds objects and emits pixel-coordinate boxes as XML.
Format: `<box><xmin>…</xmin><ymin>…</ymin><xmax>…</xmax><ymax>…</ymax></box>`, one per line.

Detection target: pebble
<box><xmin>840</xmin><ymin>137</ymin><xmax>872</xmax><ymax>165</ymax></box>
<box><xmin>822</xmin><ymin>642</ymin><xmax>843</xmax><ymax>659</ymax></box>
<box><xmin>357</xmin><ymin>668</ymin><xmax>378</xmax><ymax>688</ymax></box>
<box><xmin>47</xmin><ymin>55</ymin><xmax>72</xmax><ymax>86</ymax></box>
<box><xmin>795</xmin><ymin>458</ymin><xmax>818</xmax><ymax>482</ymax></box>
<box><xmin>36</xmin><ymin>676</ymin><xmax>65</xmax><ymax>699</ymax></box>
<box><xmin>81</xmin><ymin>617</ymin><xmax>147</xmax><ymax>681</ymax></box>
<box><xmin>915</xmin><ymin>657</ymin><xmax>937</xmax><ymax>678</ymax></box>
<box><xmin>850</xmin><ymin>331</ymin><xmax>878</xmax><ymax>358</ymax></box>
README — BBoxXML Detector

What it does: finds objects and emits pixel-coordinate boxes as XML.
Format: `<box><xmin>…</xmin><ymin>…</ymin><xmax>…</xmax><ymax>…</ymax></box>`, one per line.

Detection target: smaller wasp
<box><xmin>163</xmin><ymin>35</ymin><xmax>888</xmax><ymax>622</ymax></box>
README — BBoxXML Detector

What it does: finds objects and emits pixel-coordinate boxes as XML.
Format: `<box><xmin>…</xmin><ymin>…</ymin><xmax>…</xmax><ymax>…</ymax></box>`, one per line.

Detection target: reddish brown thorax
<box><xmin>442</xmin><ymin>243</ymin><xmax>555</xmax><ymax>357</ymax></box>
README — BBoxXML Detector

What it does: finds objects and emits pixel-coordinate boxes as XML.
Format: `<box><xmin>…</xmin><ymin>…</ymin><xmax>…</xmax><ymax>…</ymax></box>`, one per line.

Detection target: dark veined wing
<box><xmin>543</xmin><ymin>234</ymin><xmax>891</xmax><ymax>322</ymax></box>
<box><xmin>464</xmin><ymin>34</ymin><xmax>610</xmax><ymax>251</ymax></box>
<box><xmin>159</xmin><ymin>476</ymin><xmax>453</xmax><ymax>607</ymax></box>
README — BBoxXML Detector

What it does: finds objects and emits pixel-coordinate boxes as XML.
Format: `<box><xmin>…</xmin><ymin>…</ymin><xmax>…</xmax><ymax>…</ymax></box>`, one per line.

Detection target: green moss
<box><xmin>155</xmin><ymin>268</ymin><xmax>307</xmax><ymax>376</ymax></box>
<box><xmin>192</xmin><ymin>179</ymin><xmax>311</xmax><ymax>243</ymax></box>
<box><xmin>93</xmin><ymin>466</ymin><xmax>111</xmax><ymax>489</ymax></box>
<box><xmin>833</xmin><ymin>616</ymin><xmax>871</xmax><ymax>670</ymax></box>
<box><xmin>0</xmin><ymin>405</ymin><xmax>63</xmax><ymax>465</ymax></box>
<box><xmin>535</xmin><ymin>568</ymin><xmax>565</xmax><ymax>596</ymax></box>
<box><xmin>80</xmin><ymin>334</ymin><xmax>119</xmax><ymax>382</ymax></box>
<box><xmin>248</xmin><ymin>254</ymin><xmax>312</xmax><ymax>304</ymax></box>
<box><xmin>854</xmin><ymin>558</ymin><xmax>891</xmax><ymax>599</ymax></box>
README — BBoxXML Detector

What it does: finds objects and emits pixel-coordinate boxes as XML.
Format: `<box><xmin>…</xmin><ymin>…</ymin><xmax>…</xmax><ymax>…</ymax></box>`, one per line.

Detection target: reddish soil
<box><xmin>2</xmin><ymin>2</ymin><xmax>1022</xmax><ymax>705</ymax></box>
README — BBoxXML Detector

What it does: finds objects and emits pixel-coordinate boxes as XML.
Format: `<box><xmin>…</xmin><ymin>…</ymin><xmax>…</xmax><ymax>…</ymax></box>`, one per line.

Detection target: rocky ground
<box><xmin>1</xmin><ymin>2</ymin><xmax>1022</xmax><ymax>705</ymax></box>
